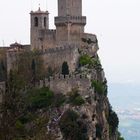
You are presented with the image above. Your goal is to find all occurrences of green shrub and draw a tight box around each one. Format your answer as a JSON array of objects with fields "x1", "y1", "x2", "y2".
[
  {"x1": 79, "y1": 54, "x2": 93, "y2": 66},
  {"x1": 35, "y1": 116, "x2": 49, "y2": 127},
  {"x1": 53, "y1": 93, "x2": 66, "y2": 107},
  {"x1": 68, "y1": 90, "x2": 85, "y2": 106},
  {"x1": 79, "y1": 54, "x2": 102, "y2": 70},
  {"x1": 19, "y1": 113, "x2": 36, "y2": 124},
  {"x1": 27, "y1": 87, "x2": 54, "y2": 109},
  {"x1": 93, "y1": 58, "x2": 102, "y2": 71},
  {"x1": 15, "y1": 120, "x2": 25, "y2": 131},
  {"x1": 73, "y1": 96, "x2": 85, "y2": 106},
  {"x1": 108, "y1": 105, "x2": 119, "y2": 134},
  {"x1": 59, "y1": 110, "x2": 88, "y2": 140},
  {"x1": 91, "y1": 80, "x2": 107, "y2": 95}
]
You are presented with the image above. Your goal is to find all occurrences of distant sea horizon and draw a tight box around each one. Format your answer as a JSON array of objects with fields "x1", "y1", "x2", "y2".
[{"x1": 108, "y1": 83, "x2": 140, "y2": 140}]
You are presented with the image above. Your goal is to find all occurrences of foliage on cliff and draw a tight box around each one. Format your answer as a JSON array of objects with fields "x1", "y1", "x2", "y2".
[
  {"x1": 59, "y1": 110, "x2": 88, "y2": 140},
  {"x1": 108, "y1": 107, "x2": 119, "y2": 135},
  {"x1": 68, "y1": 88, "x2": 85, "y2": 106},
  {"x1": 0, "y1": 80, "x2": 58, "y2": 139},
  {"x1": 91, "y1": 80, "x2": 107, "y2": 95},
  {"x1": 16, "y1": 50, "x2": 46, "y2": 84}
]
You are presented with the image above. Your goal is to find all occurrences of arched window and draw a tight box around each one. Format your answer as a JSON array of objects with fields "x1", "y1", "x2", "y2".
[
  {"x1": 44, "y1": 17, "x2": 46, "y2": 27},
  {"x1": 34, "y1": 17, "x2": 38, "y2": 27}
]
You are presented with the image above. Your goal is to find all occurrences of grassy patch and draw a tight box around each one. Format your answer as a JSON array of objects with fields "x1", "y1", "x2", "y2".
[
  {"x1": 91, "y1": 80, "x2": 107, "y2": 95},
  {"x1": 68, "y1": 89, "x2": 85, "y2": 106}
]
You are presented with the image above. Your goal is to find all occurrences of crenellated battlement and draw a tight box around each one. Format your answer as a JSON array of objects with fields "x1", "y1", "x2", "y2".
[
  {"x1": 37, "y1": 43, "x2": 79, "y2": 55},
  {"x1": 37, "y1": 73, "x2": 94, "y2": 95},
  {"x1": 38, "y1": 74, "x2": 88, "y2": 86},
  {"x1": 39, "y1": 29, "x2": 56, "y2": 38},
  {"x1": 55, "y1": 16, "x2": 86, "y2": 26},
  {"x1": 50, "y1": 73, "x2": 87, "y2": 81}
]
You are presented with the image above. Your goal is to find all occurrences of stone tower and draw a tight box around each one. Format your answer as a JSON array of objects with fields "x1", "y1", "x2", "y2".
[
  {"x1": 55, "y1": 0, "x2": 86, "y2": 44},
  {"x1": 30, "y1": 7, "x2": 49, "y2": 50}
]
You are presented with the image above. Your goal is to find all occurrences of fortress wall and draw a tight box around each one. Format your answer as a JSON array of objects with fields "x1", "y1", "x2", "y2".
[
  {"x1": 39, "y1": 29, "x2": 56, "y2": 50},
  {"x1": 31, "y1": 29, "x2": 56, "y2": 50},
  {"x1": 38, "y1": 74, "x2": 93, "y2": 97},
  {"x1": 31, "y1": 28, "x2": 41, "y2": 50},
  {"x1": 6, "y1": 44, "x2": 80, "y2": 75},
  {"x1": 56, "y1": 26, "x2": 68, "y2": 42},
  {"x1": 70, "y1": 25, "x2": 84, "y2": 41},
  {"x1": 42, "y1": 45, "x2": 80, "y2": 73}
]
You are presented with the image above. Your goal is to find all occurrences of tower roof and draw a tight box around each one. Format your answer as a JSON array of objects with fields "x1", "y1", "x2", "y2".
[{"x1": 30, "y1": 7, "x2": 49, "y2": 15}]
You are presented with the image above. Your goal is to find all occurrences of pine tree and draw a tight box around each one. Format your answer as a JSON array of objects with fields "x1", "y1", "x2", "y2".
[{"x1": 62, "y1": 61, "x2": 69, "y2": 76}]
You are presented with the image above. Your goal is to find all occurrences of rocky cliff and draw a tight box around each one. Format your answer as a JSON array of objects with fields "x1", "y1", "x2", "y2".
[
  {"x1": 0, "y1": 39, "x2": 121, "y2": 140},
  {"x1": 37, "y1": 43, "x2": 119, "y2": 140}
]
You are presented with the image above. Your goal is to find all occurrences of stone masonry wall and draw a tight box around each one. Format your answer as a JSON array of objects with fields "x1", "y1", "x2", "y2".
[
  {"x1": 39, "y1": 29, "x2": 56, "y2": 50},
  {"x1": 6, "y1": 44, "x2": 80, "y2": 74},
  {"x1": 38, "y1": 74, "x2": 94, "y2": 97},
  {"x1": 41, "y1": 44, "x2": 80, "y2": 73}
]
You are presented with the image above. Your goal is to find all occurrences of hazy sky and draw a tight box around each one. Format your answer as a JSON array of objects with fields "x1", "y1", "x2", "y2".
[{"x1": 0, "y1": 0, "x2": 140, "y2": 84}]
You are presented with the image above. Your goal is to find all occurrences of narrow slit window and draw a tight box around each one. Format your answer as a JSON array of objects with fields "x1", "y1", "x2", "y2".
[
  {"x1": 44, "y1": 17, "x2": 46, "y2": 27},
  {"x1": 34, "y1": 17, "x2": 38, "y2": 27}
]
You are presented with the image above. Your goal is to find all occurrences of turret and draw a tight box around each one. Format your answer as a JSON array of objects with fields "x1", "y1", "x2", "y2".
[{"x1": 30, "y1": 7, "x2": 49, "y2": 50}]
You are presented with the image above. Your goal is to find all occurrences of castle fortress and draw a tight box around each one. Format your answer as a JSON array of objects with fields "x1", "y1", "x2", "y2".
[
  {"x1": 4, "y1": 0, "x2": 98, "y2": 74},
  {"x1": 0, "y1": 0, "x2": 100, "y2": 105},
  {"x1": 0, "y1": 2, "x2": 115, "y2": 140}
]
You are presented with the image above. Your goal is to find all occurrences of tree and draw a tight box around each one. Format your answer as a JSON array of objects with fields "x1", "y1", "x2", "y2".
[
  {"x1": 108, "y1": 105, "x2": 119, "y2": 134},
  {"x1": 62, "y1": 61, "x2": 69, "y2": 76},
  {"x1": 0, "y1": 70, "x2": 27, "y2": 140},
  {"x1": 31, "y1": 59, "x2": 36, "y2": 84},
  {"x1": 0, "y1": 60, "x2": 6, "y2": 81},
  {"x1": 0, "y1": 71, "x2": 54, "y2": 140},
  {"x1": 0, "y1": 49, "x2": 7, "y2": 81},
  {"x1": 14, "y1": 50, "x2": 45, "y2": 86}
]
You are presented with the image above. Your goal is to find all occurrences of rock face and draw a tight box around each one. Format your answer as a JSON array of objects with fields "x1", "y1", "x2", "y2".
[{"x1": 35, "y1": 43, "x2": 118, "y2": 140}]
